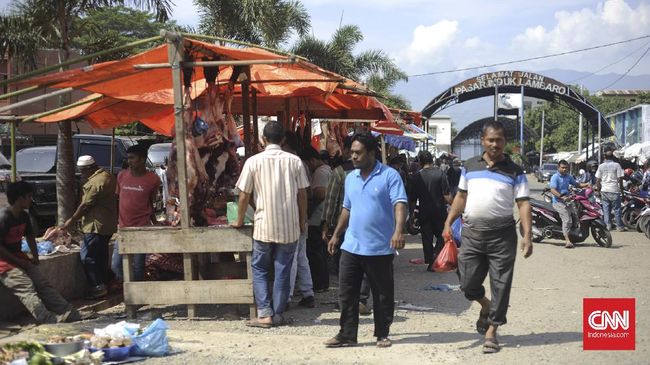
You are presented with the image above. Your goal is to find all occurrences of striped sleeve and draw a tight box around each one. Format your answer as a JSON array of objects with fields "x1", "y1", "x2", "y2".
[
  {"x1": 458, "y1": 167, "x2": 468, "y2": 192},
  {"x1": 514, "y1": 173, "x2": 530, "y2": 201},
  {"x1": 236, "y1": 159, "x2": 255, "y2": 194}
]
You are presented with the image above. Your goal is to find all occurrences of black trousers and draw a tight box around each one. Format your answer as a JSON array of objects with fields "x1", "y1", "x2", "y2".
[
  {"x1": 420, "y1": 212, "x2": 446, "y2": 264},
  {"x1": 458, "y1": 224, "x2": 517, "y2": 326},
  {"x1": 338, "y1": 250, "x2": 394, "y2": 341},
  {"x1": 80, "y1": 233, "x2": 112, "y2": 287},
  {"x1": 333, "y1": 234, "x2": 371, "y2": 303},
  {"x1": 307, "y1": 226, "x2": 329, "y2": 291}
]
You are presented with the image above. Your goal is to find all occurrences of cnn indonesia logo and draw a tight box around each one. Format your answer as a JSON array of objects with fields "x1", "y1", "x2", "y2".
[{"x1": 583, "y1": 298, "x2": 635, "y2": 350}]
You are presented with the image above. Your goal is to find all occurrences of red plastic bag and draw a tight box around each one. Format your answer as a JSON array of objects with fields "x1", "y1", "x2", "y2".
[{"x1": 433, "y1": 232, "x2": 458, "y2": 272}]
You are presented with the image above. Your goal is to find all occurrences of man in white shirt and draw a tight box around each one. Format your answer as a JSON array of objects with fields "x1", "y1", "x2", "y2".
[
  {"x1": 595, "y1": 150, "x2": 626, "y2": 231},
  {"x1": 233, "y1": 121, "x2": 310, "y2": 327}
]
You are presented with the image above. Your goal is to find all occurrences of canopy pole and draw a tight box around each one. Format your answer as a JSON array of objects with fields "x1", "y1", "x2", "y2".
[
  {"x1": 520, "y1": 85, "x2": 524, "y2": 155},
  {"x1": 10, "y1": 121, "x2": 16, "y2": 182},
  {"x1": 578, "y1": 86, "x2": 583, "y2": 153},
  {"x1": 592, "y1": 121, "x2": 595, "y2": 162},
  {"x1": 381, "y1": 135, "x2": 387, "y2": 164},
  {"x1": 597, "y1": 112, "x2": 602, "y2": 163},
  {"x1": 252, "y1": 88, "x2": 259, "y2": 153},
  {"x1": 539, "y1": 110, "x2": 545, "y2": 169},
  {"x1": 110, "y1": 129, "x2": 116, "y2": 174},
  {"x1": 0, "y1": 87, "x2": 74, "y2": 114},
  {"x1": 586, "y1": 119, "x2": 590, "y2": 161},
  {"x1": 180, "y1": 32, "x2": 309, "y2": 61},
  {"x1": 242, "y1": 67, "x2": 252, "y2": 159},
  {"x1": 493, "y1": 85, "x2": 498, "y2": 121},
  {"x1": 0, "y1": 35, "x2": 163, "y2": 89},
  {"x1": 134, "y1": 59, "x2": 297, "y2": 70}
]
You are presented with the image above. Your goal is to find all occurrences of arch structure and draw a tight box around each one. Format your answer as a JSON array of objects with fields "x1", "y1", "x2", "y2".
[{"x1": 421, "y1": 70, "x2": 614, "y2": 138}]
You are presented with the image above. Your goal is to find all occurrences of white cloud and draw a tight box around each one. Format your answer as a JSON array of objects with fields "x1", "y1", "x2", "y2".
[
  {"x1": 404, "y1": 20, "x2": 459, "y2": 66},
  {"x1": 464, "y1": 37, "x2": 481, "y2": 49},
  {"x1": 511, "y1": 0, "x2": 650, "y2": 72}
]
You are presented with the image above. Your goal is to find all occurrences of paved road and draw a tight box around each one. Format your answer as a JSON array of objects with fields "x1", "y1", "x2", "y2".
[{"x1": 2, "y1": 176, "x2": 648, "y2": 364}]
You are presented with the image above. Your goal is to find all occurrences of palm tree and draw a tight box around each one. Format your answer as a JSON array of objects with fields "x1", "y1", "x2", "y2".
[
  {"x1": 291, "y1": 24, "x2": 410, "y2": 109},
  {"x1": 194, "y1": 0, "x2": 310, "y2": 48},
  {"x1": 0, "y1": 0, "x2": 173, "y2": 225}
]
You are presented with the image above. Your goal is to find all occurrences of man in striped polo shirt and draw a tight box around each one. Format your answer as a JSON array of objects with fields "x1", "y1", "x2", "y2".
[
  {"x1": 443, "y1": 120, "x2": 533, "y2": 354},
  {"x1": 233, "y1": 121, "x2": 310, "y2": 328}
]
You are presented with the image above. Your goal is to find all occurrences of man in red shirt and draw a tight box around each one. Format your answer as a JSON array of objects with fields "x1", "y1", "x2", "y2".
[
  {"x1": 0, "y1": 182, "x2": 80, "y2": 323},
  {"x1": 112, "y1": 145, "x2": 161, "y2": 282}
]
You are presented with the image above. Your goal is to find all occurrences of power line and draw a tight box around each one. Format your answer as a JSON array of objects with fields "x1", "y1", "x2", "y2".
[
  {"x1": 408, "y1": 34, "x2": 650, "y2": 77},
  {"x1": 596, "y1": 46, "x2": 650, "y2": 92},
  {"x1": 568, "y1": 40, "x2": 650, "y2": 84}
]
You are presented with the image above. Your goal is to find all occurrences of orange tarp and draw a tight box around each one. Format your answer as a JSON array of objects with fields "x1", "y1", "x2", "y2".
[{"x1": 26, "y1": 38, "x2": 393, "y2": 134}]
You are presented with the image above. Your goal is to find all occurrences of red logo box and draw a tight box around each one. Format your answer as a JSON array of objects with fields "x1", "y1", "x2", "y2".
[{"x1": 583, "y1": 298, "x2": 635, "y2": 350}]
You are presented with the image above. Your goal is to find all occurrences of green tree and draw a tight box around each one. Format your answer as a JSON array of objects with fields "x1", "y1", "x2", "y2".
[
  {"x1": 0, "y1": 0, "x2": 172, "y2": 224},
  {"x1": 72, "y1": 6, "x2": 181, "y2": 62},
  {"x1": 291, "y1": 25, "x2": 410, "y2": 110},
  {"x1": 194, "y1": 0, "x2": 310, "y2": 49}
]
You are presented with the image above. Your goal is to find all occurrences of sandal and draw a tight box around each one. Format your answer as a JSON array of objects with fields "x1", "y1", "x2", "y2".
[
  {"x1": 376, "y1": 337, "x2": 392, "y2": 348},
  {"x1": 564, "y1": 243, "x2": 575, "y2": 249},
  {"x1": 482, "y1": 337, "x2": 500, "y2": 354},
  {"x1": 246, "y1": 318, "x2": 273, "y2": 329},
  {"x1": 324, "y1": 336, "x2": 358, "y2": 348},
  {"x1": 476, "y1": 311, "x2": 489, "y2": 335}
]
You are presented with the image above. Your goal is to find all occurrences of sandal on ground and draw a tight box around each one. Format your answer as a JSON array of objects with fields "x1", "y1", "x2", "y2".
[
  {"x1": 564, "y1": 243, "x2": 575, "y2": 249},
  {"x1": 246, "y1": 318, "x2": 273, "y2": 329},
  {"x1": 376, "y1": 337, "x2": 392, "y2": 348},
  {"x1": 324, "y1": 336, "x2": 358, "y2": 348},
  {"x1": 476, "y1": 311, "x2": 489, "y2": 335},
  {"x1": 482, "y1": 337, "x2": 500, "y2": 354},
  {"x1": 272, "y1": 316, "x2": 294, "y2": 327}
]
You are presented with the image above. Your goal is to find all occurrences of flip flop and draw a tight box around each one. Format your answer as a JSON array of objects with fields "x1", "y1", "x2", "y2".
[
  {"x1": 482, "y1": 337, "x2": 500, "y2": 354},
  {"x1": 246, "y1": 319, "x2": 273, "y2": 328},
  {"x1": 564, "y1": 243, "x2": 575, "y2": 249},
  {"x1": 476, "y1": 311, "x2": 489, "y2": 335}
]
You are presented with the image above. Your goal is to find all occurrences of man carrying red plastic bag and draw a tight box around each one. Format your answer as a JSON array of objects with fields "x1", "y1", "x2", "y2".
[{"x1": 442, "y1": 121, "x2": 533, "y2": 354}]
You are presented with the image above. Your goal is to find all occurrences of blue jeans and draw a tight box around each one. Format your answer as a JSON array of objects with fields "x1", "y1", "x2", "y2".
[
  {"x1": 252, "y1": 240, "x2": 297, "y2": 318},
  {"x1": 601, "y1": 192, "x2": 623, "y2": 229},
  {"x1": 289, "y1": 232, "x2": 314, "y2": 299},
  {"x1": 80, "y1": 233, "x2": 112, "y2": 287},
  {"x1": 111, "y1": 241, "x2": 146, "y2": 282}
]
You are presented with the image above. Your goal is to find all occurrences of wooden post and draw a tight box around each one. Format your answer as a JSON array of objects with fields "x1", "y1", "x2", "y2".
[
  {"x1": 122, "y1": 254, "x2": 136, "y2": 319},
  {"x1": 241, "y1": 66, "x2": 251, "y2": 158},
  {"x1": 166, "y1": 32, "x2": 196, "y2": 318},
  {"x1": 10, "y1": 121, "x2": 16, "y2": 182},
  {"x1": 284, "y1": 99, "x2": 291, "y2": 130},
  {"x1": 252, "y1": 88, "x2": 259, "y2": 152},
  {"x1": 246, "y1": 252, "x2": 256, "y2": 319},
  {"x1": 110, "y1": 129, "x2": 115, "y2": 174},
  {"x1": 381, "y1": 135, "x2": 387, "y2": 164}
]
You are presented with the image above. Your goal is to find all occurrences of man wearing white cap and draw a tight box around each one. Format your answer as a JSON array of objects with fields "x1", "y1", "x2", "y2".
[{"x1": 62, "y1": 155, "x2": 117, "y2": 299}]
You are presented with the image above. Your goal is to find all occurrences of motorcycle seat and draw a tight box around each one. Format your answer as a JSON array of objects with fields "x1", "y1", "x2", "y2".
[{"x1": 530, "y1": 198, "x2": 557, "y2": 211}]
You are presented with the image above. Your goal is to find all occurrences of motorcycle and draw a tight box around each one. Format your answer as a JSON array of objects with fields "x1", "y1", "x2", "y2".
[
  {"x1": 621, "y1": 190, "x2": 649, "y2": 230},
  {"x1": 528, "y1": 187, "x2": 612, "y2": 247},
  {"x1": 407, "y1": 201, "x2": 421, "y2": 235},
  {"x1": 542, "y1": 187, "x2": 553, "y2": 203},
  {"x1": 635, "y1": 205, "x2": 650, "y2": 240}
]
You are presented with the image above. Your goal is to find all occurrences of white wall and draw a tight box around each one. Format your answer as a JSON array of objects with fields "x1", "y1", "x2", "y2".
[{"x1": 428, "y1": 116, "x2": 452, "y2": 146}]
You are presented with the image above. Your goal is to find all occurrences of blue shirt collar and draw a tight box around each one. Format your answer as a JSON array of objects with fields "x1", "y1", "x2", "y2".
[{"x1": 354, "y1": 160, "x2": 383, "y2": 178}]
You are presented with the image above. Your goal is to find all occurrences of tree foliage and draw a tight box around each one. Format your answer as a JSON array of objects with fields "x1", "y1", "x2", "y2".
[
  {"x1": 524, "y1": 90, "x2": 650, "y2": 153},
  {"x1": 291, "y1": 24, "x2": 410, "y2": 110},
  {"x1": 194, "y1": 0, "x2": 310, "y2": 48}
]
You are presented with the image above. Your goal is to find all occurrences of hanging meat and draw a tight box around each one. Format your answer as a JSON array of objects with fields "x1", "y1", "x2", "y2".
[{"x1": 166, "y1": 63, "x2": 242, "y2": 227}]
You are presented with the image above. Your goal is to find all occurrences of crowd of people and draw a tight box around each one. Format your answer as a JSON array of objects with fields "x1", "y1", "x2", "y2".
[{"x1": 10, "y1": 119, "x2": 628, "y2": 353}]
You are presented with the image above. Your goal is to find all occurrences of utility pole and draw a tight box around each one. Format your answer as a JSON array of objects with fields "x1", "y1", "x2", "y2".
[
  {"x1": 578, "y1": 85, "x2": 583, "y2": 154},
  {"x1": 539, "y1": 109, "x2": 544, "y2": 169}
]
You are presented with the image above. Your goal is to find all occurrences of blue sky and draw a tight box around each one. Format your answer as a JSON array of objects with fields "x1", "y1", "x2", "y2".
[{"x1": 2, "y1": 0, "x2": 650, "y2": 120}]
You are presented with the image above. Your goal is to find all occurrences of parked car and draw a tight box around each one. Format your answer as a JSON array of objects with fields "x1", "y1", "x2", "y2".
[
  {"x1": 16, "y1": 134, "x2": 138, "y2": 234},
  {"x1": 535, "y1": 163, "x2": 558, "y2": 183},
  {"x1": 0, "y1": 152, "x2": 19, "y2": 192}
]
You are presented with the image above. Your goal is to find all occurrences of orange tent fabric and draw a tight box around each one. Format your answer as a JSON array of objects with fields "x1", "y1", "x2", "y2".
[{"x1": 28, "y1": 38, "x2": 394, "y2": 133}]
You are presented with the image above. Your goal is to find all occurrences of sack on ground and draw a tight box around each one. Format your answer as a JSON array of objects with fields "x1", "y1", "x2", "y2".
[{"x1": 433, "y1": 233, "x2": 458, "y2": 272}]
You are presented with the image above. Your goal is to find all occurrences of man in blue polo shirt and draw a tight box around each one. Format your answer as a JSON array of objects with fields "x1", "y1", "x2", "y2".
[
  {"x1": 549, "y1": 159, "x2": 590, "y2": 248},
  {"x1": 324, "y1": 132, "x2": 407, "y2": 349}
]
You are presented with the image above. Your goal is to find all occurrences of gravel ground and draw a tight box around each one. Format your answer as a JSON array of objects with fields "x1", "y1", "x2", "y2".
[{"x1": 2, "y1": 178, "x2": 648, "y2": 364}]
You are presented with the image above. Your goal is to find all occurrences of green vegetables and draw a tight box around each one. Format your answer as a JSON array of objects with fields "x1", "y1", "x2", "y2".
[{"x1": 1, "y1": 342, "x2": 51, "y2": 365}]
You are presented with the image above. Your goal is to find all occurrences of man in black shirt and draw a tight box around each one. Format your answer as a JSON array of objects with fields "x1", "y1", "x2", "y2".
[
  {"x1": 409, "y1": 151, "x2": 452, "y2": 271},
  {"x1": 447, "y1": 158, "x2": 462, "y2": 196},
  {"x1": 0, "y1": 182, "x2": 81, "y2": 324}
]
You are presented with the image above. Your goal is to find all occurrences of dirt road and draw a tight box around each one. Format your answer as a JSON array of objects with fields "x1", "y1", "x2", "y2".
[{"x1": 2, "y1": 178, "x2": 648, "y2": 364}]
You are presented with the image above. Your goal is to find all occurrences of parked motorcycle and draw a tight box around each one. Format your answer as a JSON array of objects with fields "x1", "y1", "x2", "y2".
[
  {"x1": 622, "y1": 190, "x2": 649, "y2": 230},
  {"x1": 542, "y1": 187, "x2": 553, "y2": 204},
  {"x1": 407, "y1": 201, "x2": 421, "y2": 235},
  {"x1": 528, "y1": 187, "x2": 612, "y2": 247},
  {"x1": 635, "y1": 205, "x2": 650, "y2": 240}
]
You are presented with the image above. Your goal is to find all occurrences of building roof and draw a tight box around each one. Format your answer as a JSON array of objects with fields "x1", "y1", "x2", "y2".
[{"x1": 605, "y1": 103, "x2": 650, "y2": 118}]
